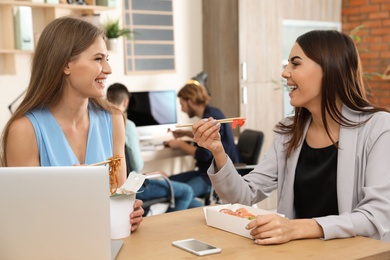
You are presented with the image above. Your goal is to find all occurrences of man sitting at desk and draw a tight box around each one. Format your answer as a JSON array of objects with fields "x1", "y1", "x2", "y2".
[
  {"x1": 107, "y1": 83, "x2": 202, "y2": 214},
  {"x1": 164, "y1": 73, "x2": 239, "y2": 204}
]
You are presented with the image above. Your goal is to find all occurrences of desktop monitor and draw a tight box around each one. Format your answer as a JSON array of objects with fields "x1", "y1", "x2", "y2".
[{"x1": 127, "y1": 90, "x2": 177, "y2": 139}]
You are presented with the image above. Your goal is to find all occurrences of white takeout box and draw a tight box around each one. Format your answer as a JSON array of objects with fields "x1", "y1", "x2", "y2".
[
  {"x1": 203, "y1": 203, "x2": 283, "y2": 239},
  {"x1": 109, "y1": 171, "x2": 146, "y2": 239}
]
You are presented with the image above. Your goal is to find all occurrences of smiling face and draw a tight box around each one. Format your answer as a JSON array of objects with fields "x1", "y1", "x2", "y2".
[
  {"x1": 63, "y1": 37, "x2": 112, "y2": 99},
  {"x1": 282, "y1": 43, "x2": 323, "y2": 112}
]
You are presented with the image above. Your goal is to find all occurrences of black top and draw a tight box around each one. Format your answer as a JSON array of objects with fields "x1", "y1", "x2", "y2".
[{"x1": 294, "y1": 139, "x2": 339, "y2": 218}]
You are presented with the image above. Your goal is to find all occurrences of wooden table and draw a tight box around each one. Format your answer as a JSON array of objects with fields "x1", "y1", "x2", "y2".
[{"x1": 116, "y1": 207, "x2": 390, "y2": 259}]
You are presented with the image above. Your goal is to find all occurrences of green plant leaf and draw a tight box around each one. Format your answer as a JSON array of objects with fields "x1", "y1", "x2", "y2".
[{"x1": 102, "y1": 18, "x2": 133, "y2": 39}]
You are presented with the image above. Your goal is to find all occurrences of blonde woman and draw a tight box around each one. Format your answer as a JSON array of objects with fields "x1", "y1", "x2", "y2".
[{"x1": 0, "y1": 17, "x2": 143, "y2": 231}]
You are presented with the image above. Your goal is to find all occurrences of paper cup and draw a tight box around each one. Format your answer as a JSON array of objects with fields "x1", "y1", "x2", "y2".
[{"x1": 109, "y1": 193, "x2": 135, "y2": 239}]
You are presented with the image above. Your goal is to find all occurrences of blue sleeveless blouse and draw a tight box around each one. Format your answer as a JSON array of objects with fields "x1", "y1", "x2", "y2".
[{"x1": 26, "y1": 103, "x2": 113, "y2": 166}]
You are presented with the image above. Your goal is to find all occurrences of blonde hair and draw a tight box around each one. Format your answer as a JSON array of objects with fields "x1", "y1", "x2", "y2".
[
  {"x1": 177, "y1": 82, "x2": 210, "y2": 106},
  {"x1": 1, "y1": 16, "x2": 117, "y2": 166}
]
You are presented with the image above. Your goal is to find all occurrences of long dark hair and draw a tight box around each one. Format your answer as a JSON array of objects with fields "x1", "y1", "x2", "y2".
[{"x1": 276, "y1": 30, "x2": 389, "y2": 158}]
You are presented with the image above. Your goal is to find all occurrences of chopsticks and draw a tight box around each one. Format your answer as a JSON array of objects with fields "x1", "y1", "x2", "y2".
[
  {"x1": 175, "y1": 117, "x2": 246, "y2": 128},
  {"x1": 90, "y1": 157, "x2": 121, "y2": 166},
  {"x1": 90, "y1": 160, "x2": 111, "y2": 166}
]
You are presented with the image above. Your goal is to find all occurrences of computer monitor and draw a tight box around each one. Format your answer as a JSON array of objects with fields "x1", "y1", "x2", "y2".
[{"x1": 127, "y1": 90, "x2": 177, "y2": 139}]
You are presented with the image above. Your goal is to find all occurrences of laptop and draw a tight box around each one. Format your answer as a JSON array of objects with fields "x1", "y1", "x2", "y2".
[{"x1": 0, "y1": 166, "x2": 123, "y2": 260}]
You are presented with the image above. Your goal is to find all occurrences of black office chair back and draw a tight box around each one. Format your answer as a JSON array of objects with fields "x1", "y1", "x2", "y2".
[
  {"x1": 236, "y1": 129, "x2": 264, "y2": 165},
  {"x1": 124, "y1": 145, "x2": 132, "y2": 177},
  {"x1": 124, "y1": 145, "x2": 173, "y2": 216}
]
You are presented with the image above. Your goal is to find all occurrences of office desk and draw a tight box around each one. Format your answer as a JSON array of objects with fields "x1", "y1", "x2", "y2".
[
  {"x1": 117, "y1": 207, "x2": 390, "y2": 259},
  {"x1": 141, "y1": 145, "x2": 189, "y2": 162},
  {"x1": 141, "y1": 143, "x2": 195, "y2": 175}
]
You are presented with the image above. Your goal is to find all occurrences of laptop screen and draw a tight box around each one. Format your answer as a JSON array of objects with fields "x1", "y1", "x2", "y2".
[{"x1": 0, "y1": 166, "x2": 113, "y2": 260}]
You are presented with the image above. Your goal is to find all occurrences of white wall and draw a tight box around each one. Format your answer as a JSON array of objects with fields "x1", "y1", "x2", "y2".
[{"x1": 0, "y1": 0, "x2": 203, "y2": 134}]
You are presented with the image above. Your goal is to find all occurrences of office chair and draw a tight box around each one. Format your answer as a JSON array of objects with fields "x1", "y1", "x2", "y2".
[
  {"x1": 204, "y1": 129, "x2": 264, "y2": 205},
  {"x1": 234, "y1": 129, "x2": 264, "y2": 176},
  {"x1": 124, "y1": 146, "x2": 175, "y2": 216}
]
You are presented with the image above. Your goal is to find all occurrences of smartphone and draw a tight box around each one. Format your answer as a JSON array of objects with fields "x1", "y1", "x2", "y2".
[{"x1": 172, "y1": 238, "x2": 221, "y2": 256}]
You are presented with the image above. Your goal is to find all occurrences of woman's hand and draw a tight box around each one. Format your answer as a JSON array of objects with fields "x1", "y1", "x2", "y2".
[
  {"x1": 192, "y1": 118, "x2": 228, "y2": 170},
  {"x1": 246, "y1": 214, "x2": 323, "y2": 245},
  {"x1": 192, "y1": 118, "x2": 223, "y2": 153},
  {"x1": 246, "y1": 214, "x2": 295, "y2": 245},
  {"x1": 130, "y1": 199, "x2": 144, "y2": 232}
]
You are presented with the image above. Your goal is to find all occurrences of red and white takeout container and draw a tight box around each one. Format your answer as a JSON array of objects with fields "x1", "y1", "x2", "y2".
[{"x1": 203, "y1": 203, "x2": 283, "y2": 239}]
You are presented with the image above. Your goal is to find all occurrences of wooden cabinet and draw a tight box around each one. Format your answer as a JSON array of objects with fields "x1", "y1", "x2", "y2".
[
  {"x1": 202, "y1": 0, "x2": 283, "y2": 144},
  {"x1": 0, "y1": 0, "x2": 114, "y2": 74},
  {"x1": 238, "y1": 0, "x2": 283, "y2": 145},
  {"x1": 202, "y1": 0, "x2": 283, "y2": 211},
  {"x1": 201, "y1": 0, "x2": 240, "y2": 135}
]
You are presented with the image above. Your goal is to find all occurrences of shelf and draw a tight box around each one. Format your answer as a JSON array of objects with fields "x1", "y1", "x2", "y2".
[
  {"x1": 0, "y1": 49, "x2": 34, "y2": 54},
  {"x1": 0, "y1": 1, "x2": 114, "y2": 11},
  {"x1": 0, "y1": 0, "x2": 114, "y2": 74}
]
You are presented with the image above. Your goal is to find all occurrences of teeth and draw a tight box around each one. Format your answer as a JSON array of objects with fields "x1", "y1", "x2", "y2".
[
  {"x1": 96, "y1": 79, "x2": 106, "y2": 83},
  {"x1": 288, "y1": 85, "x2": 297, "y2": 91}
]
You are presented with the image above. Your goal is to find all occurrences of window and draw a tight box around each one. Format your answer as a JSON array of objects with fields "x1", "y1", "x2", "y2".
[{"x1": 123, "y1": 0, "x2": 175, "y2": 74}]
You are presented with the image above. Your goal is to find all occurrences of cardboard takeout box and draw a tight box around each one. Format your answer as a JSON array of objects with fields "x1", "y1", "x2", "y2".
[{"x1": 203, "y1": 203, "x2": 282, "y2": 239}]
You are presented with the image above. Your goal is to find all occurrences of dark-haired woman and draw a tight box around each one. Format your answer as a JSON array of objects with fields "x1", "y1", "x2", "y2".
[{"x1": 191, "y1": 30, "x2": 390, "y2": 244}]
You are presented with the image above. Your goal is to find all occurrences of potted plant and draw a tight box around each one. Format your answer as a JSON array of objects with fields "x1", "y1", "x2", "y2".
[{"x1": 102, "y1": 18, "x2": 133, "y2": 51}]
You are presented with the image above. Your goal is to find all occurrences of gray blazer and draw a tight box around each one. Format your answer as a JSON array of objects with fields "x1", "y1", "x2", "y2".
[{"x1": 208, "y1": 106, "x2": 390, "y2": 241}]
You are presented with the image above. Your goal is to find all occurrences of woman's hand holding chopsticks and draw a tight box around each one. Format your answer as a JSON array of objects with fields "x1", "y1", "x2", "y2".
[
  {"x1": 192, "y1": 118, "x2": 229, "y2": 171},
  {"x1": 175, "y1": 117, "x2": 246, "y2": 129}
]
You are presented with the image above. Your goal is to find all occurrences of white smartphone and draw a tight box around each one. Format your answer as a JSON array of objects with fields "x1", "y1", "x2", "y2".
[{"x1": 172, "y1": 238, "x2": 221, "y2": 256}]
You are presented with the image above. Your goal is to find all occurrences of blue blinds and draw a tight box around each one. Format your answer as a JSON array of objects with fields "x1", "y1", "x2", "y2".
[{"x1": 123, "y1": 0, "x2": 175, "y2": 73}]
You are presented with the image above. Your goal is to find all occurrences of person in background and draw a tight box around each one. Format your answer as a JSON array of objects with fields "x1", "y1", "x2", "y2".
[
  {"x1": 0, "y1": 17, "x2": 143, "y2": 232},
  {"x1": 192, "y1": 30, "x2": 390, "y2": 244},
  {"x1": 107, "y1": 83, "x2": 144, "y2": 173},
  {"x1": 165, "y1": 72, "x2": 239, "y2": 205},
  {"x1": 107, "y1": 83, "x2": 201, "y2": 213}
]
